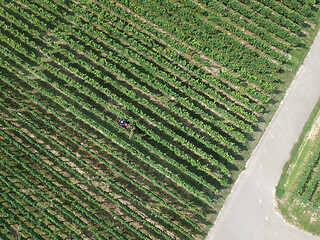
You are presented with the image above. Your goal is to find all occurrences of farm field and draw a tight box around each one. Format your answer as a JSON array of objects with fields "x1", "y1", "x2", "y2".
[
  {"x1": 0, "y1": 0, "x2": 319, "y2": 239},
  {"x1": 276, "y1": 98, "x2": 320, "y2": 236}
]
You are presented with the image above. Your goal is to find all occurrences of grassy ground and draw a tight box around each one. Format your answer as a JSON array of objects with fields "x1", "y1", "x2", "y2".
[{"x1": 276, "y1": 97, "x2": 320, "y2": 236}]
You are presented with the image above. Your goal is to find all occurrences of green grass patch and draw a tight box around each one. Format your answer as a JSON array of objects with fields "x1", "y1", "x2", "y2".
[{"x1": 276, "y1": 97, "x2": 320, "y2": 236}]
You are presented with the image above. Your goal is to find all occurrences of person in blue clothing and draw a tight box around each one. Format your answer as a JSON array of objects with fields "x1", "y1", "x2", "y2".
[
  {"x1": 118, "y1": 118, "x2": 136, "y2": 138},
  {"x1": 119, "y1": 118, "x2": 129, "y2": 128}
]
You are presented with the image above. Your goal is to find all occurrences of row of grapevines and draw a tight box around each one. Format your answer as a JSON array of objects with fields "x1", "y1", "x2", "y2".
[
  {"x1": 0, "y1": 60, "x2": 196, "y2": 239},
  {"x1": 0, "y1": 40, "x2": 216, "y2": 209},
  {"x1": 49, "y1": 27, "x2": 246, "y2": 156},
  {"x1": 218, "y1": 0, "x2": 303, "y2": 46},
  {"x1": 0, "y1": 120, "x2": 169, "y2": 240},
  {"x1": 86, "y1": 0, "x2": 268, "y2": 110},
  {"x1": 280, "y1": 0, "x2": 314, "y2": 17},
  {"x1": 0, "y1": 44, "x2": 216, "y2": 208},
  {"x1": 117, "y1": 0, "x2": 279, "y2": 81},
  {"x1": 0, "y1": 55, "x2": 179, "y2": 238},
  {"x1": 178, "y1": 0, "x2": 287, "y2": 64},
  {"x1": 292, "y1": 145, "x2": 320, "y2": 207},
  {"x1": 0, "y1": 186, "x2": 44, "y2": 240},
  {"x1": 114, "y1": 0, "x2": 277, "y2": 93},
  {"x1": 0, "y1": 17, "x2": 221, "y2": 182},
  {"x1": 9, "y1": 0, "x2": 242, "y2": 169},
  {"x1": 154, "y1": 0, "x2": 281, "y2": 73},
  {"x1": 76, "y1": 0, "x2": 260, "y2": 123},
  {"x1": 258, "y1": 0, "x2": 306, "y2": 25},
  {"x1": 0, "y1": 118, "x2": 132, "y2": 240},
  {"x1": 0, "y1": 180, "x2": 62, "y2": 239},
  {"x1": 198, "y1": 0, "x2": 288, "y2": 51},
  {"x1": 94, "y1": 0, "x2": 270, "y2": 105},
  {"x1": 0, "y1": 156, "x2": 121, "y2": 239},
  {"x1": 37, "y1": 0, "x2": 254, "y2": 140},
  {"x1": 0, "y1": 214, "x2": 13, "y2": 240},
  {"x1": 0, "y1": 169, "x2": 78, "y2": 240},
  {"x1": 18, "y1": 15, "x2": 236, "y2": 177},
  {"x1": 0, "y1": 91, "x2": 201, "y2": 234},
  {"x1": 0, "y1": 70, "x2": 207, "y2": 221},
  {"x1": 238, "y1": 0, "x2": 302, "y2": 35}
]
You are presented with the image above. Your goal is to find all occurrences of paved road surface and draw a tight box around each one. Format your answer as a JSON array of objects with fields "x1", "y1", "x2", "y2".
[{"x1": 206, "y1": 30, "x2": 320, "y2": 240}]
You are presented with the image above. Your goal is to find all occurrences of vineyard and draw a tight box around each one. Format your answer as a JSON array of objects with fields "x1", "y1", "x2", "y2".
[
  {"x1": 276, "y1": 98, "x2": 320, "y2": 236},
  {"x1": 0, "y1": 0, "x2": 319, "y2": 239}
]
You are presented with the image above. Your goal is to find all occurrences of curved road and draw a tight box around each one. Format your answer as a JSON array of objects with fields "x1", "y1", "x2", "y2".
[{"x1": 206, "y1": 30, "x2": 320, "y2": 240}]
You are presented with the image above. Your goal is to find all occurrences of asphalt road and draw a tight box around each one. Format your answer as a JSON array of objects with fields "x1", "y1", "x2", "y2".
[{"x1": 206, "y1": 30, "x2": 320, "y2": 240}]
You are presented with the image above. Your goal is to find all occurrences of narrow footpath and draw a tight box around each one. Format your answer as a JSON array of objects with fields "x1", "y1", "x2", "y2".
[{"x1": 206, "y1": 30, "x2": 320, "y2": 240}]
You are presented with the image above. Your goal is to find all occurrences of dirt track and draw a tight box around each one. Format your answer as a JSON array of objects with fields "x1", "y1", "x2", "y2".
[{"x1": 206, "y1": 30, "x2": 320, "y2": 240}]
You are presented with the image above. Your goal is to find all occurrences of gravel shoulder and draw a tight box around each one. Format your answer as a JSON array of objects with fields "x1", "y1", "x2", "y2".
[{"x1": 206, "y1": 30, "x2": 320, "y2": 240}]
